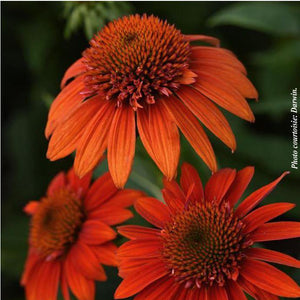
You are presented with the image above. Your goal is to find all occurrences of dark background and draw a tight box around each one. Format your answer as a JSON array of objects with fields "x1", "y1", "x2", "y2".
[{"x1": 2, "y1": 2, "x2": 300, "y2": 300}]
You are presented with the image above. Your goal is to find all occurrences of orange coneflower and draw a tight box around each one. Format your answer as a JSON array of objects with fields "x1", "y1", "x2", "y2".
[
  {"x1": 46, "y1": 14, "x2": 258, "y2": 188},
  {"x1": 115, "y1": 163, "x2": 300, "y2": 300},
  {"x1": 21, "y1": 168, "x2": 143, "y2": 300}
]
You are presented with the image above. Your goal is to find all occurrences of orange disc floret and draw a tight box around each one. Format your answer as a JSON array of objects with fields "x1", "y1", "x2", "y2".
[
  {"x1": 30, "y1": 189, "x2": 84, "y2": 258},
  {"x1": 162, "y1": 202, "x2": 245, "y2": 287},
  {"x1": 115, "y1": 163, "x2": 300, "y2": 300},
  {"x1": 46, "y1": 14, "x2": 258, "y2": 188},
  {"x1": 21, "y1": 168, "x2": 144, "y2": 300},
  {"x1": 83, "y1": 14, "x2": 192, "y2": 109}
]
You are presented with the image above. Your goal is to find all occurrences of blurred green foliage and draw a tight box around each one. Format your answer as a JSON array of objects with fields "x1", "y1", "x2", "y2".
[
  {"x1": 63, "y1": 1, "x2": 132, "y2": 39},
  {"x1": 208, "y1": 2, "x2": 300, "y2": 36},
  {"x1": 2, "y1": 2, "x2": 300, "y2": 300}
]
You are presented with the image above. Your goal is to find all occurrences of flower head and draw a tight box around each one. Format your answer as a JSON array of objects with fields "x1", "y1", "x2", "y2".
[
  {"x1": 116, "y1": 163, "x2": 300, "y2": 299},
  {"x1": 21, "y1": 168, "x2": 143, "y2": 300},
  {"x1": 46, "y1": 14, "x2": 258, "y2": 188}
]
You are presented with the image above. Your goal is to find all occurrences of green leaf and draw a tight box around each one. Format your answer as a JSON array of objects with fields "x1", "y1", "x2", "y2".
[
  {"x1": 208, "y1": 2, "x2": 300, "y2": 36},
  {"x1": 63, "y1": 1, "x2": 133, "y2": 39}
]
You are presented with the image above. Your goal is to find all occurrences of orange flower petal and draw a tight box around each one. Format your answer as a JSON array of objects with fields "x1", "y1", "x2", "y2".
[
  {"x1": 74, "y1": 101, "x2": 116, "y2": 177},
  {"x1": 250, "y1": 222, "x2": 300, "y2": 242},
  {"x1": 184, "y1": 34, "x2": 220, "y2": 47},
  {"x1": 21, "y1": 249, "x2": 41, "y2": 286},
  {"x1": 223, "y1": 166, "x2": 254, "y2": 208},
  {"x1": 235, "y1": 172, "x2": 289, "y2": 217},
  {"x1": 61, "y1": 58, "x2": 86, "y2": 89},
  {"x1": 226, "y1": 280, "x2": 247, "y2": 300},
  {"x1": 23, "y1": 201, "x2": 39, "y2": 215},
  {"x1": 26, "y1": 260, "x2": 61, "y2": 300},
  {"x1": 180, "y1": 162, "x2": 204, "y2": 203},
  {"x1": 118, "y1": 258, "x2": 161, "y2": 279},
  {"x1": 177, "y1": 69, "x2": 197, "y2": 84},
  {"x1": 245, "y1": 248, "x2": 300, "y2": 268},
  {"x1": 162, "y1": 188, "x2": 185, "y2": 214},
  {"x1": 177, "y1": 86, "x2": 236, "y2": 151},
  {"x1": 108, "y1": 105, "x2": 136, "y2": 188},
  {"x1": 60, "y1": 269, "x2": 70, "y2": 300},
  {"x1": 114, "y1": 260, "x2": 168, "y2": 299},
  {"x1": 88, "y1": 207, "x2": 133, "y2": 225},
  {"x1": 47, "y1": 96, "x2": 104, "y2": 161},
  {"x1": 137, "y1": 101, "x2": 180, "y2": 180},
  {"x1": 100, "y1": 189, "x2": 145, "y2": 209},
  {"x1": 162, "y1": 95, "x2": 217, "y2": 172},
  {"x1": 198, "y1": 287, "x2": 209, "y2": 300},
  {"x1": 45, "y1": 76, "x2": 85, "y2": 138},
  {"x1": 208, "y1": 285, "x2": 229, "y2": 300},
  {"x1": 68, "y1": 242, "x2": 107, "y2": 281},
  {"x1": 190, "y1": 46, "x2": 247, "y2": 74},
  {"x1": 240, "y1": 259, "x2": 300, "y2": 298},
  {"x1": 134, "y1": 197, "x2": 171, "y2": 228},
  {"x1": 84, "y1": 172, "x2": 118, "y2": 212},
  {"x1": 237, "y1": 276, "x2": 264, "y2": 299},
  {"x1": 133, "y1": 276, "x2": 177, "y2": 300},
  {"x1": 67, "y1": 168, "x2": 92, "y2": 197},
  {"x1": 163, "y1": 177, "x2": 186, "y2": 204},
  {"x1": 79, "y1": 220, "x2": 116, "y2": 245},
  {"x1": 191, "y1": 62, "x2": 258, "y2": 99},
  {"x1": 175, "y1": 285, "x2": 190, "y2": 300},
  {"x1": 46, "y1": 172, "x2": 67, "y2": 196},
  {"x1": 162, "y1": 177, "x2": 186, "y2": 213},
  {"x1": 117, "y1": 225, "x2": 161, "y2": 240},
  {"x1": 118, "y1": 239, "x2": 162, "y2": 259},
  {"x1": 193, "y1": 73, "x2": 255, "y2": 122},
  {"x1": 64, "y1": 254, "x2": 95, "y2": 300},
  {"x1": 204, "y1": 168, "x2": 237, "y2": 205},
  {"x1": 243, "y1": 202, "x2": 295, "y2": 234},
  {"x1": 90, "y1": 242, "x2": 118, "y2": 267},
  {"x1": 238, "y1": 276, "x2": 279, "y2": 299}
]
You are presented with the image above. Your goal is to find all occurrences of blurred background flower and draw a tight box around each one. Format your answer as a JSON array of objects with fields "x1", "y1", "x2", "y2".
[{"x1": 2, "y1": 1, "x2": 300, "y2": 300}]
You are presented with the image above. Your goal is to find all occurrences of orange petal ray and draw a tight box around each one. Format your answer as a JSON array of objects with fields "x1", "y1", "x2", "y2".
[
  {"x1": 226, "y1": 280, "x2": 248, "y2": 300},
  {"x1": 84, "y1": 172, "x2": 118, "y2": 211},
  {"x1": 61, "y1": 58, "x2": 86, "y2": 89},
  {"x1": 177, "y1": 86, "x2": 236, "y2": 150},
  {"x1": 240, "y1": 259, "x2": 300, "y2": 298},
  {"x1": 191, "y1": 62, "x2": 258, "y2": 99},
  {"x1": 74, "y1": 101, "x2": 116, "y2": 177},
  {"x1": 137, "y1": 101, "x2": 180, "y2": 180},
  {"x1": 47, "y1": 96, "x2": 104, "y2": 161},
  {"x1": 108, "y1": 104, "x2": 136, "y2": 188},
  {"x1": 250, "y1": 221, "x2": 300, "y2": 242},
  {"x1": 117, "y1": 225, "x2": 161, "y2": 240},
  {"x1": 193, "y1": 73, "x2": 255, "y2": 122},
  {"x1": 45, "y1": 76, "x2": 86, "y2": 138},
  {"x1": 162, "y1": 95, "x2": 217, "y2": 172},
  {"x1": 64, "y1": 254, "x2": 95, "y2": 300},
  {"x1": 235, "y1": 172, "x2": 289, "y2": 217},
  {"x1": 134, "y1": 197, "x2": 171, "y2": 228},
  {"x1": 204, "y1": 168, "x2": 237, "y2": 205},
  {"x1": 223, "y1": 166, "x2": 254, "y2": 208},
  {"x1": 243, "y1": 202, "x2": 296, "y2": 234},
  {"x1": 245, "y1": 248, "x2": 300, "y2": 268},
  {"x1": 79, "y1": 220, "x2": 116, "y2": 245},
  {"x1": 190, "y1": 46, "x2": 247, "y2": 74},
  {"x1": 114, "y1": 260, "x2": 168, "y2": 299},
  {"x1": 69, "y1": 242, "x2": 107, "y2": 281},
  {"x1": 180, "y1": 162, "x2": 204, "y2": 203}
]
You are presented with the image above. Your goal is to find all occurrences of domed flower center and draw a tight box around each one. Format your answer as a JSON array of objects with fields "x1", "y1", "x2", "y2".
[
  {"x1": 161, "y1": 202, "x2": 247, "y2": 288},
  {"x1": 82, "y1": 14, "x2": 192, "y2": 110},
  {"x1": 30, "y1": 189, "x2": 84, "y2": 258}
]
